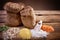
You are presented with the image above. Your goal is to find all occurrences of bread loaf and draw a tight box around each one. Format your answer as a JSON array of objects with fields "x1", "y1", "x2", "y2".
[
  {"x1": 4, "y1": 2, "x2": 24, "y2": 13},
  {"x1": 20, "y1": 6, "x2": 36, "y2": 29}
]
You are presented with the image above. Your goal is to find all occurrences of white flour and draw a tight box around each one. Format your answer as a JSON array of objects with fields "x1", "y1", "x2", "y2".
[{"x1": 31, "y1": 20, "x2": 49, "y2": 38}]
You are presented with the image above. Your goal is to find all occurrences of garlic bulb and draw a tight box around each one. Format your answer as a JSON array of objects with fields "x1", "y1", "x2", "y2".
[{"x1": 3, "y1": 28, "x2": 20, "y2": 40}]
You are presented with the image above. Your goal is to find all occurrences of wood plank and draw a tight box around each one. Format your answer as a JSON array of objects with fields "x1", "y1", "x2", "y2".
[
  {"x1": 0, "y1": 10, "x2": 7, "y2": 14},
  {"x1": 0, "y1": 10, "x2": 60, "y2": 15},
  {"x1": 43, "y1": 23, "x2": 60, "y2": 27},
  {"x1": 0, "y1": 23, "x2": 60, "y2": 27},
  {"x1": 36, "y1": 16, "x2": 60, "y2": 23},
  {"x1": 0, "y1": 19, "x2": 7, "y2": 23},
  {"x1": 0, "y1": 23, "x2": 5, "y2": 26},
  {"x1": 35, "y1": 10, "x2": 60, "y2": 14},
  {"x1": 47, "y1": 32, "x2": 60, "y2": 40}
]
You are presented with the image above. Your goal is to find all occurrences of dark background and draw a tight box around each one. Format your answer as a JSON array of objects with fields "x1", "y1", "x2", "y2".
[{"x1": 0, "y1": 0, "x2": 60, "y2": 10}]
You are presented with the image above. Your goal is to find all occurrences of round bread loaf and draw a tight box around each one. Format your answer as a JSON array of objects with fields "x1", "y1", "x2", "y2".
[
  {"x1": 20, "y1": 6, "x2": 36, "y2": 29},
  {"x1": 4, "y1": 2, "x2": 24, "y2": 13}
]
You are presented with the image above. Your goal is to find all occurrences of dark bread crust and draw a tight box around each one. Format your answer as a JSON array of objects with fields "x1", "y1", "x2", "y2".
[
  {"x1": 6, "y1": 12, "x2": 22, "y2": 27},
  {"x1": 4, "y1": 2, "x2": 24, "y2": 13}
]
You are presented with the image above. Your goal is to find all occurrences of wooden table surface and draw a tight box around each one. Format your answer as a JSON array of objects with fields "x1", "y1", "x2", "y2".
[{"x1": 0, "y1": 10, "x2": 60, "y2": 40}]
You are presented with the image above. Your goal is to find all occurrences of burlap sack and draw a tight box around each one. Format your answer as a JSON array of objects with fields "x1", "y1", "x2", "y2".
[
  {"x1": 20, "y1": 6, "x2": 36, "y2": 29},
  {"x1": 6, "y1": 12, "x2": 22, "y2": 27},
  {"x1": 4, "y1": 2, "x2": 24, "y2": 13}
]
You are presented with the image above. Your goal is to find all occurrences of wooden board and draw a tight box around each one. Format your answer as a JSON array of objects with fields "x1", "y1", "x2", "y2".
[
  {"x1": 36, "y1": 16, "x2": 60, "y2": 23},
  {"x1": 47, "y1": 33, "x2": 60, "y2": 40},
  {"x1": 35, "y1": 10, "x2": 60, "y2": 14},
  {"x1": 0, "y1": 10, "x2": 60, "y2": 40}
]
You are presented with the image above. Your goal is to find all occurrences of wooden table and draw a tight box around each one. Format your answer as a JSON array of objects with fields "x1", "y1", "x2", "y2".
[{"x1": 0, "y1": 10, "x2": 60, "y2": 40}]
